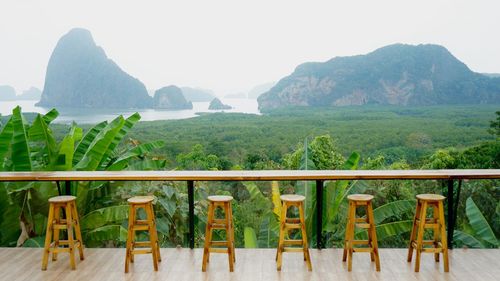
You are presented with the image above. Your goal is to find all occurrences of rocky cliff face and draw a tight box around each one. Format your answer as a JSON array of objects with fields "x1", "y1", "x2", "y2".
[
  {"x1": 37, "y1": 28, "x2": 152, "y2": 108},
  {"x1": 153, "y1": 85, "x2": 193, "y2": 109},
  {"x1": 258, "y1": 44, "x2": 500, "y2": 110}
]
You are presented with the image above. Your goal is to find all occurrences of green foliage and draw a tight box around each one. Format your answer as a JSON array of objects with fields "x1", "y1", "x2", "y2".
[
  {"x1": 488, "y1": 111, "x2": 500, "y2": 137},
  {"x1": 176, "y1": 144, "x2": 220, "y2": 170},
  {"x1": 0, "y1": 107, "x2": 165, "y2": 247},
  {"x1": 460, "y1": 197, "x2": 498, "y2": 248}
]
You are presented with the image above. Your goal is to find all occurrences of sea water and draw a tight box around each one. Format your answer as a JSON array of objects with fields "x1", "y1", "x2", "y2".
[{"x1": 0, "y1": 98, "x2": 260, "y2": 124}]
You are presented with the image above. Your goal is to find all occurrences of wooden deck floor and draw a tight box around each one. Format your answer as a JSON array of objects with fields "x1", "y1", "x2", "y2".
[{"x1": 0, "y1": 248, "x2": 498, "y2": 281}]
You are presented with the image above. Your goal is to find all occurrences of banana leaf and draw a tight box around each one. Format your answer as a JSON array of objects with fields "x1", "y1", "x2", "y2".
[
  {"x1": 324, "y1": 152, "x2": 360, "y2": 231},
  {"x1": 73, "y1": 121, "x2": 107, "y2": 165},
  {"x1": 10, "y1": 106, "x2": 32, "y2": 171},
  {"x1": 28, "y1": 114, "x2": 57, "y2": 165},
  {"x1": 466, "y1": 197, "x2": 498, "y2": 247},
  {"x1": 356, "y1": 220, "x2": 413, "y2": 241},
  {"x1": 244, "y1": 227, "x2": 258, "y2": 248},
  {"x1": 107, "y1": 140, "x2": 165, "y2": 170},
  {"x1": 84, "y1": 225, "x2": 128, "y2": 244},
  {"x1": 98, "y1": 112, "x2": 141, "y2": 168},
  {"x1": 453, "y1": 230, "x2": 485, "y2": 248},
  {"x1": 0, "y1": 117, "x2": 13, "y2": 169},
  {"x1": 80, "y1": 205, "x2": 129, "y2": 231},
  {"x1": 41, "y1": 109, "x2": 59, "y2": 124},
  {"x1": 373, "y1": 199, "x2": 416, "y2": 225},
  {"x1": 75, "y1": 116, "x2": 125, "y2": 171}
]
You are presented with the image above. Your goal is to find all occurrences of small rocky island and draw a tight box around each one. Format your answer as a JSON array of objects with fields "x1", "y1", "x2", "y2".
[
  {"x1": 208, "y1": 98, "x2": 232, "y2": 110},
  {"x1": 153, "y1": 85, "x2": 193, "y2": 110}
]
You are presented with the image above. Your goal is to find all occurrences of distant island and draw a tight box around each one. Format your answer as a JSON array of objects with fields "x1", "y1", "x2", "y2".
[
  {"x1": 181, "y1": 87, "x2": 215, "y2": 102},
  {"x1": 258, "y1": 44, "x2": 500, "y2": 110},
  {"x1": 208, "y1": 98, "x2": 232, "y2": 110},
  {"x1": 154, "y1": 85, "x2": 193, "y2": 110},
  {"x1": 0, "y1": 85, "x2": 42, "y2": 101}
]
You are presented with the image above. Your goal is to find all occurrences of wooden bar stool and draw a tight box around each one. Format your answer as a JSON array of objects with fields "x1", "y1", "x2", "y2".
[
  {"x1": 407, "y1": 194, "x2": 449, "y2": 272},
  {"x1": 42, "y1": 195, "x2": 84, "y2": 270},
  {"x1": 342, "y1": 194, "x2": 380, "y2": 271},
  {"x1": 124, "y1": 196, "x2": 161, "y2": 273},
  {"x1": 202, "y1": 195, "x2": 236, "y2": 272},
  {"x1": 276, "y1": 194, "x2": 312, "y2": 271}
]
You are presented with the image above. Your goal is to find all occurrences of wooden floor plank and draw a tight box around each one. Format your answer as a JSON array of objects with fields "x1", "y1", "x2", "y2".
[{"x1": 0, "y1": 248, "x2": 498, "y2": 281}]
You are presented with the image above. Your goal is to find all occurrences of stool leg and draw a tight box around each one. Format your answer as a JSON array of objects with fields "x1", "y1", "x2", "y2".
[
  {"x1": 414, "y1": 202, "x2": 427, "y2": 272},
  {"x1": 125, "y1": 205, "x2": 135, "y2": 273},
  {"x1": 438, "y1": 201, "x2": 449, "y2": 272},
  {"x1": 299, "y1": 202, "x2": 312, "y2": 271},
  {"x1": 228, "y1": 202, "x2": 236, "y2": 263},
  {"x1": 342, "y1": 201, "x2": 352, "y2": 262},
  {"x1": 276, "y1": 202, "x2": 287, "y2": 271},
  {"x1": 42, "y1": 203, "x2": 55, "y2": 271},
  {"x1": 202, "y1": 203, "x2": 214, "y2": 272},
  {"x1": 225, "y1": 203, "x2": 234, "y2": 272},
  {"x1": 71, "y1": 201, "x2": 84, "y2": 261},
  {"x1": 367, "y1": 201, "x2": 380, "y2": 271},
  {"x1": 432, "y1": 204, "x2": 440, "y2": 262},
  {"x1": 52, "y1": 205, "x2": 61, "y2": 261},
  {"x1": 152, "y1": 215, "x2": 162, "y2": 263},
  {"x1": 146, "y1": 205, "x2": 159, "y2": 271},
  {"x1": 347, "y1": 201, "x2": 356, "y2": 272},
  {"x1": 407, "y1": 200, "x2": 421, "y2": 262},
  {"x1": 65, "y1": 204, "x2": 76, "y2": 270}
]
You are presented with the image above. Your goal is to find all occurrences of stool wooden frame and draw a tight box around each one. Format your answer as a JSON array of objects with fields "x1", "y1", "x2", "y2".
[
  {"x1": 202, "y1": 195, "x2": 236, "y2": 272},
  {"x1": 124, "y1": 196, "x2": 161, "y2": 273},
  {"x1": 42, "y1": 195, "x2": 84, "y2": 270},
  {"x1": 407, "y1": 194, "x2": 449, "y2": 273},
  {"x1": 342, "y1": 194, "x2": 380, "y2": 272},
  {"x1": 276, "y1": 194, "x2": 312, "y2": 271}
]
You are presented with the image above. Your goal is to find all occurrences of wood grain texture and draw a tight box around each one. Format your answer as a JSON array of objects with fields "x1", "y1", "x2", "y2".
[
  {"x1": 0, "y1": 169, "x2": 499, "y2": 182},
  {"x1": 0, "y1": 248, "x2": 498, "y2": 281}
]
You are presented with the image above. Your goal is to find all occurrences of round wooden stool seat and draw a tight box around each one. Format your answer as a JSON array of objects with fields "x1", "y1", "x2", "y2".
[
  {"x1": 347, "y1": 194, "x2": 374, "y2": 202},
  {"x1": 416, "y1": 194, "x2": 445, "y2": 201},
  {"x1": 207, "y1": 195, "x2": 233, "y2": 202},
  {"x1": 280, "y1": 194, "x2": 305, "y2": 202},
  {"x1": 48, "y1": 195, "x2": 76, "y2": 203},
  {"x1": 127, "y1": 196, "x2": 155, "y2": 204}
]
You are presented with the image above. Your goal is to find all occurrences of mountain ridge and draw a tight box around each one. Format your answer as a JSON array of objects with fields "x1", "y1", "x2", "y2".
[{"x1": 258, "y1": 44, "x2": 500, "y2": 110}]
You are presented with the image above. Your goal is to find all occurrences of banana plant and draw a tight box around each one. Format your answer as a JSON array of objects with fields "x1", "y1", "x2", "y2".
[
  {"x1": 0, "y1": 106, "x2": 166, "y2": 247},
  {"x1": 454, "y1": 197, "x2": 499, "y2": 248}
]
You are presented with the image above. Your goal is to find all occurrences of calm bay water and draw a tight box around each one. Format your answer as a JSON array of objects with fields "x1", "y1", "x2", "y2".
[{"x1": 0, "y1": 98, "x2": 260, "y2": 124}]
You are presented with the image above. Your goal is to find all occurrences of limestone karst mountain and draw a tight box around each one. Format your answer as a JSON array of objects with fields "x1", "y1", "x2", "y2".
[
  {"x1": 258, "y1": 44, "x2": 500, "y2": 110},
  {"x1": 37, "y1": 28, "x2": 152, "y2": 108}
]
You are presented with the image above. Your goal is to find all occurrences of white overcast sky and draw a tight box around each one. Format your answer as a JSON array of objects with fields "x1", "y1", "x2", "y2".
[{"x1": 0, "y1": 0, "x2": 499, "y2": 96}]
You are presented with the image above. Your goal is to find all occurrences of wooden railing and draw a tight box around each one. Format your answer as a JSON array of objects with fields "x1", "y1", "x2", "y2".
[{"x1": 1, "y1": 169, "x2": 499, "y2": 249}]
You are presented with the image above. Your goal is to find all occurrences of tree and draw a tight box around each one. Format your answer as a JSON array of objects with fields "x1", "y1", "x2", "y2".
[{"x1": 488, "y1": 111, "x2": 500, "y2": 138}]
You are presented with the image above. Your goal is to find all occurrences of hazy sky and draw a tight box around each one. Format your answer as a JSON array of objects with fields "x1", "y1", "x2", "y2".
[{"x1": 1, "y1": 0, "x2": 499, "y2": 96}]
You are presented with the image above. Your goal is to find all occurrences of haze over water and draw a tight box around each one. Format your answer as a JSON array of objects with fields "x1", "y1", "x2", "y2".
[{"x1": 0, "y1": 98, "x2": 259, "y2": 124}]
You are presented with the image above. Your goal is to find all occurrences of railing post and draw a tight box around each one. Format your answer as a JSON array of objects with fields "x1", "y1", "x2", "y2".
[
  {"x1": 187, "y1": 180, "x2": 195, "y2": 249},
  {"x1": 446, "y1": 179, "x2": 455, "y2": 249},
  {"x1": 65, "y1": 180, "x2": 71, "y2": 195},
  {"x1": 316, "y1": 180, "x2": 324, "y2": 249}
]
